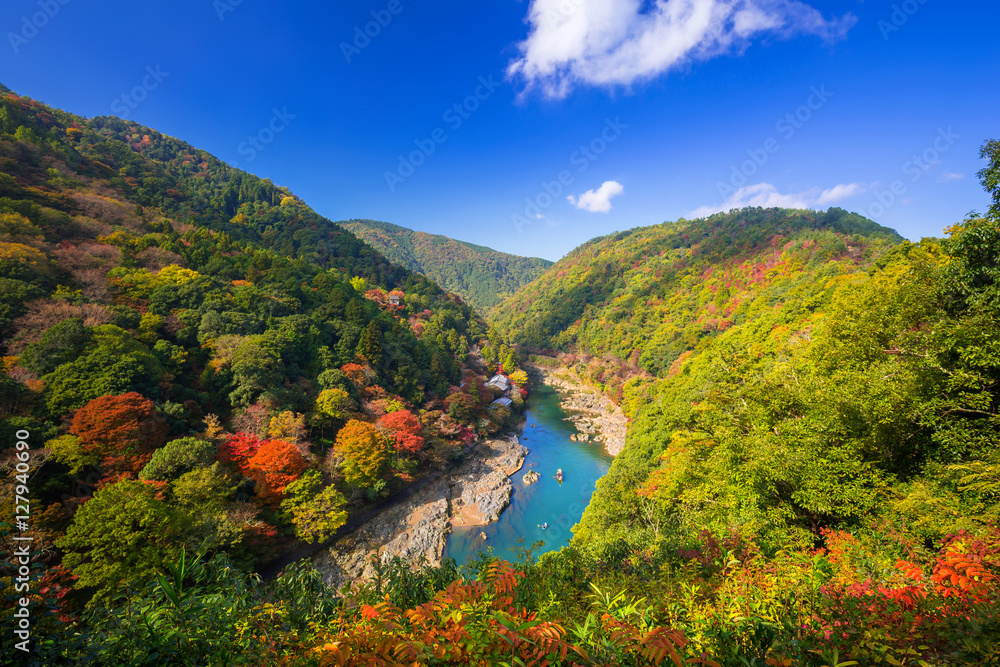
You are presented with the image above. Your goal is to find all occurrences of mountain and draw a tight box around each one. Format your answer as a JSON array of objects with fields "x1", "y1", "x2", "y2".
[
  {"x1": 0, "y1": 86, "x2": 532, "y2": 604},
  {"x1": 4, "y1": 79, "x2": 999, "y2": 665},
  {"x1": 340, "y1": 219, "x2": 552, "y2": 314},
  {"x1": 491, "y1": 207, "x2": 903, "y2": 377},
  {"x1": 494, "y1": 203, "x2": 1000, "y2": 559}
]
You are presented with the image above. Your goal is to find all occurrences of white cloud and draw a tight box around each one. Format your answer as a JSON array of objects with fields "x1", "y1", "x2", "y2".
[
  {"x1": 689, "y1": 181, "x2": 867, "y2": 218},
  {"x1": 567, "y1": 180, "x2": 625, "y2": 213},
  {"x1": 937, "y1": 171, "x2": 964, "y2": 183},
  {"x1": 508, "y1": 0, "x2": 857, "y2": 98},
  {"x1": 815, "y1": 182, "x2": 867, "y2": 205}
]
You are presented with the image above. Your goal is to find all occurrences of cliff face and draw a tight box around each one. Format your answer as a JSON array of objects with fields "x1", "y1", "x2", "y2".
[
  {"x1": 529, "y1": 364, "x2": 627, "y2": 457},
  {"x1": 312, "y1": 435, "x2": 526, "y2": 588}
]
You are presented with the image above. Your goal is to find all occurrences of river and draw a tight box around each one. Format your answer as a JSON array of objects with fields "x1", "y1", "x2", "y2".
[{"x1": 443, "y1": 382, "x2": 613, "y2": 565}]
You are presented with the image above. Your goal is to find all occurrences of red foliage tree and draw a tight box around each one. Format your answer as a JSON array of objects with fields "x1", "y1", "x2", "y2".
[
  {"x1": 377, "y1": 409, "x2": 425, "y2": 455},
  {"x1": 246, "y1": 439, "x2": 308, "y2": 506},
  {"x1": 70, "y1": 392, "x2": 167, "y2": 479},
  {"x1": 217, "y1": 433, "x2": 266, "y2": 470}
]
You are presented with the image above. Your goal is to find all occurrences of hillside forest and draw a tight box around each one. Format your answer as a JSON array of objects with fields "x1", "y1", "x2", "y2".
[{"x1": 0, "y1": 86, "x2": 532, "y2": 652}]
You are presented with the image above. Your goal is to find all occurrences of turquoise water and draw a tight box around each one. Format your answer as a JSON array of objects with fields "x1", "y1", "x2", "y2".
[{"x1": 443, "y1": 383, "x2": 614, "y2": 565}]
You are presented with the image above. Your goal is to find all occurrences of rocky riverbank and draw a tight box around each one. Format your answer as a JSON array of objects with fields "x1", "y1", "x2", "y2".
[
  {"x1": 311, "y1": 435, "x2": 526, "y2": 590},
  {"x1": 527, "y1": 363, "x2": 628, "y2": 457}
]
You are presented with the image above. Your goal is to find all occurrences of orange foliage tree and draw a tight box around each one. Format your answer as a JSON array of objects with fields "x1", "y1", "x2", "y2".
[
  {"x1": 69, "y1": 392, "x2": 168, "y2": 479},
  {"x1": 245, "y1": 439, "x2": 308, "y2": 506},
  {"x1": 303, "y1": 560, "x2": 694, "y2": 666}
]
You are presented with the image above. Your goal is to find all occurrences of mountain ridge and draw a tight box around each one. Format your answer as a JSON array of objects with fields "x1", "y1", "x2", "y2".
[
  {"x1": 491, "y1": 205, "x2": 904, "y2": 376},
  {"x1": 341, "y1": 218, "x2": 552, "y2": 314}
]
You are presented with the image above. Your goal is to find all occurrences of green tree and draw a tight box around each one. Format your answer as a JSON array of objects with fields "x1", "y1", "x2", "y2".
[
  {"x1": 140, "y1": 437, "x2": 217, "y2": 481},
  {"x1": 979, "y1": 139, "x2": 1000, "y2": 218},
  {"x1": 46, "y1": 434, "x2": 99, "y2": 476},
  {"x1": 172, "y1": 463, "x2": 238, "y2": 510},
  {"x1": 19, "y1": 318, "x2": 91, "y2": 376},
  {"x1": 229, "y1": 337, "x2": 283, "y2": 408},
  {"x1": 358, "y1": 320, "x2": 382, "y2": 367},
  {"x1": 44, "y1": 326, "x2": 163, "y2": 415},
  {"x1": 316, "y1": 388, "x2": 355, "y2": 421},
  {"x1": 280, "y1": 470, "x2": 348, "y2": 543},
  {"x1": 56, "y1": 479, "x2": 190, "y2": 601}
]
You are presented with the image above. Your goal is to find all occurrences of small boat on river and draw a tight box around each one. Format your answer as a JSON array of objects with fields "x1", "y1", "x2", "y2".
[{"x1": 555, "y1": 469, "x2": 564, "y2": 482}]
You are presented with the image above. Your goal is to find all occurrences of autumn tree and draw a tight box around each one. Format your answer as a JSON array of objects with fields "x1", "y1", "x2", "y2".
[
  {"x1": 334, "y1": 419, "x2": 388, "y2": 488},
  {"x1": 377, "y1": 409, "x2": 425, "y2": 455},
  {"x1": 216, "y1": 433, "x2": 265, "y2": 470},
  {"x1": 445, "y1": 391, "x2": 480, "y2": 423},
  {"x1": 70, "y1": 392, "x2": 168, "y2": 478},
  {"x1": 246, "y1": 439, "x2": 308, "y2": 505},
  {"x1": 509, "y1": 369, "x2": 529, "y2": 387},
  {"x1": 267, "y1": 410, "x2": 307, "y2": 447},
  {"x1": 341, "y1": 363, "x2": 373, "y2": 389}
]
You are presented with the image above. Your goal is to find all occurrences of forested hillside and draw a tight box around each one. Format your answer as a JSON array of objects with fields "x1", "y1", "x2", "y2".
[
  {"x1": 492, "y1": 191, "x2": 1000, "y2": 551},
  {"x1": 492, "y1": 208, "x2": 902, "y2": 378},
  {"x1": 341, "y1": 219, "x2": 552, "y2": 314},
  {"x1": 0, "y1": 86, "x2": 531, "y2": 620}
]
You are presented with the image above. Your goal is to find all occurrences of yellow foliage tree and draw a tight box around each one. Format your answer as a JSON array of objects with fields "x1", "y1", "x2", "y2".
[
  {"x1": 0, "y1": 241, "x2": 46, "y2": 270},
  {"x1": 334, "y1": 420, "x2": 388, "y2": 488},
  {"x1": 157, "y1": 265, "x2": 201, "y2": 285}
]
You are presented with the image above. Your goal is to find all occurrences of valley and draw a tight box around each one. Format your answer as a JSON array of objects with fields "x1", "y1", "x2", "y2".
[
  {"x1": 1, "y1": 81, "x2": 999, "y2": 666},
  {"x1": 311, "y1": 433, "x2": 526, "y2": 590}
]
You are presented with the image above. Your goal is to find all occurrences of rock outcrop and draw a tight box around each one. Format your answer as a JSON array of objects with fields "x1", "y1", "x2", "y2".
[
  {"x1": 312, "y1": 435, "x2": 526, "y2": 590},
  {"x1": 528, "y1": 364, "x2": 628, "y2": 457}
]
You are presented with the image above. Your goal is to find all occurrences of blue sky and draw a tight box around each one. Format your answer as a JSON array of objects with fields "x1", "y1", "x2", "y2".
[{"x1": 1, "y1": 0, "x2": 997, "y2": 261}]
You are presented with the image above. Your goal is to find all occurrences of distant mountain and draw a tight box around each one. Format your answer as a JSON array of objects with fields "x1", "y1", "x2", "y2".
[{"x1": 340, "y1": 219, "x2": 552, "y2": 314}]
